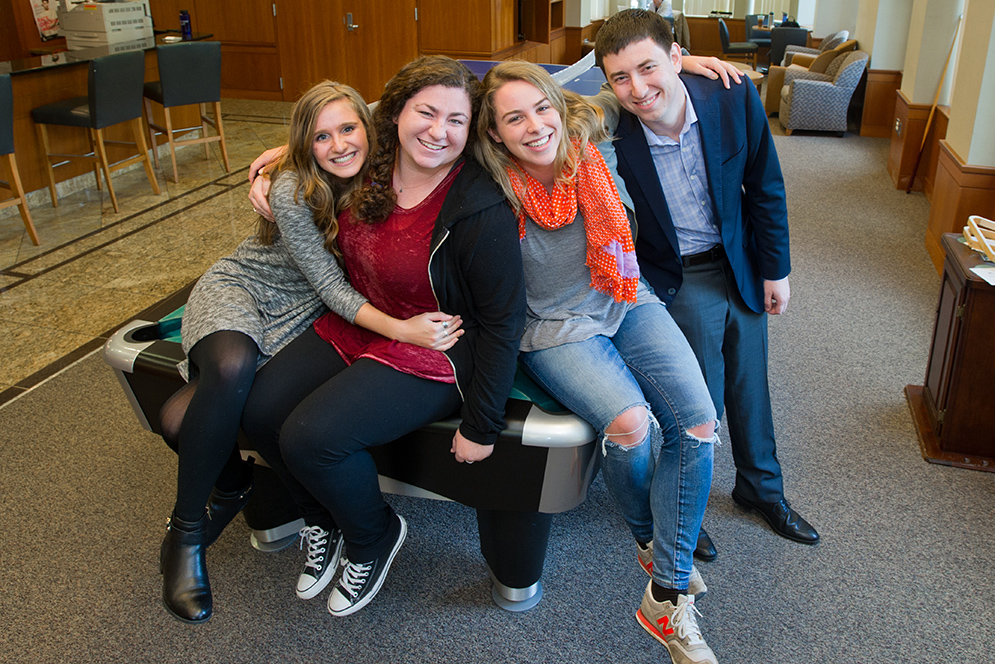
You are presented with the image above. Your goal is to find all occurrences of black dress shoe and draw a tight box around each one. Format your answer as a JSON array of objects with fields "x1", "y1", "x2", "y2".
[
  {"x1": 694, "y1": 527, "x2": 717, "y2": 561},
  {"x1": 204, "y1": 481, "x2": 253, "y2": 547},
  {"x1": 160, "y1": 512, "x2": 212, "y2": 624},
  {"x1": 732, "y1": 491, "x2": 820, "y2": 544}
]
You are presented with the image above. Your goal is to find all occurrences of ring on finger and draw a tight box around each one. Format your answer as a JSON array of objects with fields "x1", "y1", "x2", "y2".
[{"x1": 442, "y1": 321, "x2": 449, "y2": 330}]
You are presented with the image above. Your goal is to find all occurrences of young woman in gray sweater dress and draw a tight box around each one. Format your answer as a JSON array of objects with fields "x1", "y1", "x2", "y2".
[{"x1": 158, "y1": 81, "x2": 463, "y2": 625}]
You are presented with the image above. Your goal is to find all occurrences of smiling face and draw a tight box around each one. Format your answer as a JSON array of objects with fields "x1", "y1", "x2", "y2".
[
  {"x1": 487, "y1": 79, "x2": 563, "y2": 188},
  {"x1": 394, "y1": 84, "x2": 471, "y2": 176},
  {"x1": 602, "y1": 37, "x2": 685, "y2": 138},
  {"x1": 311, "y1": 99, "x2": 369, "y2": 180}
]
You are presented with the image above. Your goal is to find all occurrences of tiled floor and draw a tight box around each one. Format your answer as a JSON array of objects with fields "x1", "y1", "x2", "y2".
[{"x1": 0, "y1": 99, "x2": 295, "y2": 403}]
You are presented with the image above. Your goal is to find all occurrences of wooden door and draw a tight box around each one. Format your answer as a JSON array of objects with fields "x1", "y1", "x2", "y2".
[
  {"x1": 339, "y1": 0, "x2": 418, "y2": 102},
  {"x1": 276, "y1": 0, "x2": 417, "y2": 103}
]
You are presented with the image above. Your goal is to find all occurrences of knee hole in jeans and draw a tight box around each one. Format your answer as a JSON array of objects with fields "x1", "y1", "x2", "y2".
[
  {"x1": 686, "y1": 420, "x2": 717, "y2": 444},
  {"x1": 605, "y1": 405, "x2": 650, "y2": 448}
]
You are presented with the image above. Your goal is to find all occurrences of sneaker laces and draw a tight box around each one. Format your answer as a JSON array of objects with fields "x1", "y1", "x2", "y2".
[
  {"x1": 299, "y1": 526, "x2": 329, "y2": 573},
  {"x1": 671, "y1": 596, "x2": 706, "y2": 645},
  {"x1": 338, "y1": 558, "x2": 372, "y2": 599}
]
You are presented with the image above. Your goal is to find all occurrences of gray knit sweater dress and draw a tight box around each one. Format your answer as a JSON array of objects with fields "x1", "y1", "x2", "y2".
[{"x1": 178, "y1": 172, "x2": 368, "y2": 380}]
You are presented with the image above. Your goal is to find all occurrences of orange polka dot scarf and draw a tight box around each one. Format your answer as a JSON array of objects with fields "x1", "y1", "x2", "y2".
[{"x1": 506, "y1": 138, "x2": 639, "y2": 303}]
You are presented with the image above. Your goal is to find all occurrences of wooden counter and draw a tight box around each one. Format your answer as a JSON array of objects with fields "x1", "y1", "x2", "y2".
[{"x1": 4, "y1": 35, "x2": 205, "y2": 198}]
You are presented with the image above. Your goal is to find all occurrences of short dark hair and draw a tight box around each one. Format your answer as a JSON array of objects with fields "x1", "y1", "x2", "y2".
[{"x1": 594, "y1": 9, "x2": 674, "y2": 72}]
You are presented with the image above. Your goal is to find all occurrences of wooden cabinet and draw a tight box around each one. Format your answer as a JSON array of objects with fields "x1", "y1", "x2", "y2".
[
  {"x1": 149, "y1": 0, "x2": 418, "y2": 102},
  {"x1": 149, "y1": 0, "x2": 282, "y2": 99},
  {"x1": 419, "y1": 0, "x2": 569, "y2": 64},
  {"x1": 906, "y1": 233, "x2": 995, "y2": 471}
]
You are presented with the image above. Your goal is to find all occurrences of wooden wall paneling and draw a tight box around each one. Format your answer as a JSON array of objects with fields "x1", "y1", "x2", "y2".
[
  {"x1": 193, "y1": 0, "x2": 277, "y2": 44},
  {"x1": 220, "y1": 44, "x2": 283, "y2": 100},
  {"x1": 1, "y1": 0, "x2": 25, "y2": 61},
  {"x1": 888, "y1": 90, "x2": 932, "y2": 191},
  {"x1": 685, "y1": 16, "x2": 723, "y2": 57},
  {"x1": 418, "y1": 0, "x2": 495, "y2": 56},
  {"x1": 341, "y1": 0, "x2": 418, "y2": 102},
  {"x1": 550, "y1": 31, "x2": 567, "y2": 64},
  {"x1": 149, "y1": 0, "x2": 184, "y2": 31},
  {"x1": 925, "y1": 141, "x2": 995, "y2": 272},
  {"x1": 920, "y1": 108, "x2": 950, "y2": 198},
  {"x1": 860, "y1": 69, "x2": 902, "y2": 138}
]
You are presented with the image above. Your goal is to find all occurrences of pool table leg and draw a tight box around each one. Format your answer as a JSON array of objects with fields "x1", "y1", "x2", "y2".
[{"x1": 476, "y1": 508, "x2": 553, "y2": 612}]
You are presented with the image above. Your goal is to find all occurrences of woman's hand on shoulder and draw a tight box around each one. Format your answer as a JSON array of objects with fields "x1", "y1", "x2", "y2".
[
  {"x1": 249, "y1": 173, "x2": 275, "y2": 222},
  {"x1": 248, "y1": 145, "x2": 288, "y2": 182},
  {"x1": 393, "y1": 312, "x2": 463, "y2": 351},
  {"x1": 451, "y1": 430, "x2": 494, "y2": 464},
  {"x1": 682, "y1": 56, "x2": 743, "y2": 88}
]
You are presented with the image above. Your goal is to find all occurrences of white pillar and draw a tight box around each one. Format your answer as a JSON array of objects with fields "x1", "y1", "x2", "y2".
[{"x1": 945, "y1": 0, "x2": 995, "y2": 167}]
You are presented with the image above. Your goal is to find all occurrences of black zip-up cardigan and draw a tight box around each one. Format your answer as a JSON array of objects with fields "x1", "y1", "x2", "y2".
[{"x1": 428, "y1": 158, "x2": 527, "y2": 446}]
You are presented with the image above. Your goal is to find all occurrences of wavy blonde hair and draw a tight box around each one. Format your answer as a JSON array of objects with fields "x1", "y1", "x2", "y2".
[
  {"x1": 473, "y1": 61, "x2": 609, "y2": 216},
  {"x1": 257, "y1": 81, "x2": 374, "y2": 256}
]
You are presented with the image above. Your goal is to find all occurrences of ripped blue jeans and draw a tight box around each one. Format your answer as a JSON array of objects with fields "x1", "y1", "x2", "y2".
[{"x1": 520, "y1": 302, "x2": 717, "y2": 591}]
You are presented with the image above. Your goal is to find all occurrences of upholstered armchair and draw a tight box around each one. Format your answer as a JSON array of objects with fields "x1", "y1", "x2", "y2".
[
  {"x1": 778, "y1": 50, "x2": 869, "y2": 135},
  {"x1": 764, "y1": 39, "x2": 858, "y2": 114},
  {"x1": 782, "y1": 30, "x2": 848, "y2": 66}
]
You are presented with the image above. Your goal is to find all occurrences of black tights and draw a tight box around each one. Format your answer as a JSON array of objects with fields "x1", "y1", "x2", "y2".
[{"x1": 159, "y1": 330, "x2": 257, "y2": 522}]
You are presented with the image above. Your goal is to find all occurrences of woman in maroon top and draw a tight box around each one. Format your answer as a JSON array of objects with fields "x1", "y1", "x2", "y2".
[{"x1": 240, "y1": 56, "x2": 526, "y2": 617}]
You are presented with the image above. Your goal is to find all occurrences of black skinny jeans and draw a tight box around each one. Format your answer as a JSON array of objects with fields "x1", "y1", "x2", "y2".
[{"x1": 241, "y1": 327, "x2": 461, "y2": 562}]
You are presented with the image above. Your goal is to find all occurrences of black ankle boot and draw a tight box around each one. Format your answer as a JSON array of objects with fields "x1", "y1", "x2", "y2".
[
  {"x1": 205, "y1": 480, "x2": 253, "y2": 547},
  {"x1": 160, "y1": 512, "x2": 212, "y2": 624}
]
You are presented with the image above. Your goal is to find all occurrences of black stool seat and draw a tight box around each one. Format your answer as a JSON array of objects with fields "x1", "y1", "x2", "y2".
[
  {"x1": 31, "y1": 97, "x2": 92, "y2": 128},
  {"x1": 30, "y1": 50, "x2": 160, "y2": 213}
]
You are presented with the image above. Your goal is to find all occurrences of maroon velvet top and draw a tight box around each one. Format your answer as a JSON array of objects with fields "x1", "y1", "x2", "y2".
[{"x1": 312, "y1": 164, "x2": 465, "y2": 383}]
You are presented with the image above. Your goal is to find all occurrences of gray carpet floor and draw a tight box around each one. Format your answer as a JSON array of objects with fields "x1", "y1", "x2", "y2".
[{"x1": 2, "y1": 125, "x2": 994, "y2": 663}]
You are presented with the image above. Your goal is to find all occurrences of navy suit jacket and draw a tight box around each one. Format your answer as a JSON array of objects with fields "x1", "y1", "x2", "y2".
[{"x1": 612, "y1": 73, "x2": 790, "y2": 314}]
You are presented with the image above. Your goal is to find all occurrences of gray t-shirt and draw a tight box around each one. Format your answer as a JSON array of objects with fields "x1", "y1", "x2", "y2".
[{"x1": 519, "y1": 213, "x2": 658, "y2": 352}]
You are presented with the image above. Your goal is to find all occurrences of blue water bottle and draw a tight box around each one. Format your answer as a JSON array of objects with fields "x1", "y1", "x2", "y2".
[{"x1": 179, "y1": 10, "x2": 192, "y2": 40}]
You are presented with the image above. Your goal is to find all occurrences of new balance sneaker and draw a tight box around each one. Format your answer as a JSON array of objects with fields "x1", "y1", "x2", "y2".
[
  {"x1": 327, "y1": 514, "x2": 407, "y2": 617},
  {"x1": 637, "y1": 541, "x2": 707, "y2": 600},
  {"x1": 636, "y1": 582, "x2": 717, "y2": 664},
  {"x1": 296, "y1": 525, "x2": 343, "y2": 600}
]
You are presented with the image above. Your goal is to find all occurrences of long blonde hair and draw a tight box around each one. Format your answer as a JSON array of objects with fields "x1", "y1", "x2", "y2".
[
  {"x1": 474, "y1": 61, "x2": 609, "y2": 215},
  {"x1": 257, "y1": 81, "x2": 374, "y2": 255}
]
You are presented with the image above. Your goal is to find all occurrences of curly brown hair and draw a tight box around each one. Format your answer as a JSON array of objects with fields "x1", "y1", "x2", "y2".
[
  {"x1": 349, "y1": 55, "x2": 483, "y2": 224},
  {"x1": 256, "y1": 81, "x2": 373, "y2": 256}
]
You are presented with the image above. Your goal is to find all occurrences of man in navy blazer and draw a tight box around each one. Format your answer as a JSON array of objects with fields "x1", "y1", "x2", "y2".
[{"x1": 595, "y1": 9, "x2": 818, "y2": 561}]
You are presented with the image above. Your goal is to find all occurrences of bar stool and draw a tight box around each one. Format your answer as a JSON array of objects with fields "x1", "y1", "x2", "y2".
[
  {"x1": 31, "y1": 50, "x2": 160, "y2": 213},
  {"x1": 143, "y1": 41, "x2": 230, "y2": 183},
  {"x1": 1, "y1": 74, "x2": 40, "y2": 245}
]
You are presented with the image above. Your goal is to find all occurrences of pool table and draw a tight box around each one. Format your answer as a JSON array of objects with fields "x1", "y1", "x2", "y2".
[{"x1": 104, "y1": 304, "x2": 599, "y2": 611}]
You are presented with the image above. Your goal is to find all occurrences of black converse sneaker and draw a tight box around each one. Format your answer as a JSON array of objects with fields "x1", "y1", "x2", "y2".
[
  {"x1": 327, "y1": 514, "x2": 407, "y2": 616},
  {"x1": 296, "y1": 525, "x2": 343, "y2": 600}
]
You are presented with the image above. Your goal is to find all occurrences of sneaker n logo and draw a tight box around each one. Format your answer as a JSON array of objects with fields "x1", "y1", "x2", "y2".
[{"x1": 657, "y1": 615, "x2": 675, "y2": 636}]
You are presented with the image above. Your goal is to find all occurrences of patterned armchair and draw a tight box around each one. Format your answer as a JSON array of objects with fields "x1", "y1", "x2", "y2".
[
  {"x1": 783, "y1": 30, "x2": 848, "y2": 66},
  {"x1": 764, "y1": 39, "x2": 858, "y2": 114},
  {"x1": 778, "y1": 50, "x2": 869, "y2": 135}
]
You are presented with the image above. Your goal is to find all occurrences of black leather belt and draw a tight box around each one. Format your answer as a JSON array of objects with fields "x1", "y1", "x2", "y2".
[{"x1": 681, "y1": 245, "x2": 725, "y2": 268}]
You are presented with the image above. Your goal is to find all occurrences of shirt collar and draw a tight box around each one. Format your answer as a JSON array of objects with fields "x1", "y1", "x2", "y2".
[{"x1": 639, "y1": 78, "x2": 697, "y2": 147}]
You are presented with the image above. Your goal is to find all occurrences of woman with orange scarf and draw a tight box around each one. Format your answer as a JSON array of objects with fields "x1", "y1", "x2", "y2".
[{"x1": 475, "y1": 61, "x2": 721, "y2": 664}]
